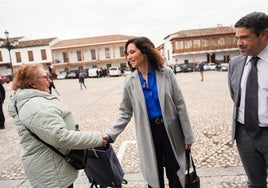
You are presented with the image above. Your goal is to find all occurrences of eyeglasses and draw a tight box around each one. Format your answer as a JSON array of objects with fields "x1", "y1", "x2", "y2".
[{"x1": 36, "y1": 73, "x2": 51, "y2": 81}]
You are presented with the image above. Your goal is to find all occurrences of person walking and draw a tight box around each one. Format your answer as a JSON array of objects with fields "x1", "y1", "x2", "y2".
[
  {"x1": 0, "y1": 81, "x2": 5, "y2": 129},
  {"x1": 198, "y1": 62, "x2": 205, "y2": 81},
  {"x1": 79, "y1": 72, "x2": 87, "y2": 90},
  {"x1": 8, "y1": 64, "x2": 107, "y2": 188},
  {"x1": 228, "y1": 12, "x2": 268, "y2": 187},
  {"x1": 105, "y1": 37, "x2": 195, "y2": 188}
]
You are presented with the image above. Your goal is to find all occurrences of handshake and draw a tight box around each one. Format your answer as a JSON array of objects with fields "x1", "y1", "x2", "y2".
[{"x1": 102, "y1": 134, "x2": 110, "y2": 147}]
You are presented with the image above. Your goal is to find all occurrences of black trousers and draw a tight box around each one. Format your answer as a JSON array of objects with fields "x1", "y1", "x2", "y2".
[
  {"x1": 0, "y1": 101, "x2": 5, "y2": 129},
  {"x1": 149, "y1": 120, "x2": 182, "y2": 188},
  {"x1": 236, "y1": 122, "x2": 268, "y2": 187}
]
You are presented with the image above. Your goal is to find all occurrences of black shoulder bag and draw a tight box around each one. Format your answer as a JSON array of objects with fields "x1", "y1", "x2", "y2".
[{"x1": 24, "y1": 124, "x2": 87, "y2": 170}]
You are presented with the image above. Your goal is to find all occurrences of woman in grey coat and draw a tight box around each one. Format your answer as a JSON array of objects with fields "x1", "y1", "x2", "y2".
[
  {"x1": 8, "y1": 64, "x2": 107, "y2": 188},
  {"x1": 105, "y1": 37, "x2": 195, "y2": 188}
]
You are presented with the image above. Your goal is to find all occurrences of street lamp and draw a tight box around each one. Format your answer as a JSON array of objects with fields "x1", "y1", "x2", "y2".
[{"x1": 1, "y1": 30, "x2": 15, "y2": 81}]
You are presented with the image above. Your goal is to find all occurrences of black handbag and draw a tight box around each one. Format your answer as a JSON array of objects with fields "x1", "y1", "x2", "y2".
[
  {"x1": 64, "y1": 148, "x2": 87, "y2": 170},
  {"x1": 84, "y1": 144, "x2": 127, "y2": 187},
  {"x1": 24, "y1": 124, "x2": 87, "y2": 170},
  {"x1": 185, "y1": 149, "x2": 200, "y2": 188}
]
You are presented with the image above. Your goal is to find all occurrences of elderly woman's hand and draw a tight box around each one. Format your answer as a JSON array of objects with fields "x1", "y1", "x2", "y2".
[{"x1": 102, "y1": 134, "x2": 109, "y2": 146}]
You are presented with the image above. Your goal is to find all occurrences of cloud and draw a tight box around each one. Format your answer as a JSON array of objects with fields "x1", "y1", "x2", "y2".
[{"x1": 0, "y1": 0, "x2": 267, "y2": 46}]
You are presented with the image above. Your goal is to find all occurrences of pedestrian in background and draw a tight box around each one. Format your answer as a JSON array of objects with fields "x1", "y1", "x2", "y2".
[
  {"x1": 228, "y1": 12, "x2": 268, "y2": 187},
  {"x1": 105, "y1": 37, "x2": 194, "y2": 188},
  {"x1": 8, "y1": 64, "x2": 107, "y2": 188},
  {"x1": 0, "y1": 81, "x2": 5, "y2": 129},
  {"x1": 198, "y1": 62, "x2": 204, "y2": 81},
  {"x1": 49, "y1": 78, "x2": 56, "y2": 94},
  {"x1": 79, "y1": 72, "x2": 87, "y2": 90}
]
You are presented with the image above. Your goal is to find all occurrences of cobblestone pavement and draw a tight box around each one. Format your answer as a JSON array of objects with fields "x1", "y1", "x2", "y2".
[{"x1": 0, "y1": 71, "x2": 249, "y2": 187}]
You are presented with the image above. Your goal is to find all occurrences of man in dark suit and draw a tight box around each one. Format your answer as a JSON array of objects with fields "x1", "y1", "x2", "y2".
[
  {"x1": 0, "y1": 81, "x2": 6, "y2": 129},
  {"x1": 228, "y1": 12, "x2": 268, "y2": 187}
]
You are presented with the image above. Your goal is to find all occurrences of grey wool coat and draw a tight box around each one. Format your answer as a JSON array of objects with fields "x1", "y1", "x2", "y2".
[
  {"x1": 107, "y1": 66, "x2": 195, "y2": 188},
  {"x1": 8, "y1": 89, "x2": 104, "y2": 188},
  {"x1": 228, "y1": 55, "x2": 248, "y2": 142}
]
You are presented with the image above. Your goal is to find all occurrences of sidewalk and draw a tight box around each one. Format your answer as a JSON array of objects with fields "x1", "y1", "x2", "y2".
[{"x1": 0, "y1": 166, "x2": 247, "y2": 188}]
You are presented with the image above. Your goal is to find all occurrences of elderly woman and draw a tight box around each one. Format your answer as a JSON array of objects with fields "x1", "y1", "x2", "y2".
[{"x1": 8, "y1": 64, "x2": 107, "y2": 188}]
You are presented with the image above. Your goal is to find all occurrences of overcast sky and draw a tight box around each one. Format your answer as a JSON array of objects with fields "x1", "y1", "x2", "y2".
[{"x1": 0, "y1": 0, "x2": 267, "y2": 46}]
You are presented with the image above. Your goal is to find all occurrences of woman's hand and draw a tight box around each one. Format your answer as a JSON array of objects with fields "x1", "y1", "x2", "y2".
[{"x1": 102, "y1": 134, "x2": 109, "y2": 146}]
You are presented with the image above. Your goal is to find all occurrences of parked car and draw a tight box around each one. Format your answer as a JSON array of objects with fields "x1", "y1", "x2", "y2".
[
  {"x1": 219, "y1": 63, "x2": 229, "y2": 71},
  {"x1": 203, "y1": 63, "x2": 209, "y2": 71},
  {"x1": 124, "y1": 68, "x2": 131, "y2": 76},
  {"x1": 109, "y1": 67, "x2": 121, "y2": 77},
  {"x1": 88, "y1": 68, "x2": 98, "y2": 78},
  {"x1": 66, "y1": 72, "x2": 77, "y2": 79},
  {"x1": 215, "y1": 64, "x2": 222, "y2": 71},
  {"x1": 207, "y1": 63, "x2": 216, "y2": 70},
  {"x1": 0, "y1": 75, "x2": 10, "y2": 84},
  {"x1": 174, "y1": 66, "x2": 182, "y2": 73},
  {"x1": 181, "y1": 64, "x2": 194, "y2": 72},
  {"x1": 57, "y1": 72, "x2": 67, "y2": 79}
]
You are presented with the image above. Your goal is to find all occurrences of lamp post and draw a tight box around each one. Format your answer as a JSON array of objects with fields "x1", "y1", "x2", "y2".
[{"x1": 1, "y1": 30, "x2": 14, "y2": 81}]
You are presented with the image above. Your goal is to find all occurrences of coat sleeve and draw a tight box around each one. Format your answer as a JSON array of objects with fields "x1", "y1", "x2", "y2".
[
  {"x1": 107, "y1": 78, "x2": 133, "y2": 142},
  {"x1": 22, "y1": 99, "x2": 104, "y2": 150}
]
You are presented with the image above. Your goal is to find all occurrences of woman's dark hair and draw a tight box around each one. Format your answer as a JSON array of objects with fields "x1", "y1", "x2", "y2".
[
  {"x1": 235, "y1": 12, "x2": 268, "y2": 36},
  {"x1": 125, "y1": 37, "x2": 164, "y2": 71}
]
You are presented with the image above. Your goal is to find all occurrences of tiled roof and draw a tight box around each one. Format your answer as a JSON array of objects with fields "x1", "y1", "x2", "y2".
[
  {"x1": 52, "y1": 34, "x2": 136, "y2": 49},
  {"x1": 166, "y1": 26, "x2": 235, "y2": 39},
  {"x1": 17, "y1": 38, "x2": 58, "y2": 48}
]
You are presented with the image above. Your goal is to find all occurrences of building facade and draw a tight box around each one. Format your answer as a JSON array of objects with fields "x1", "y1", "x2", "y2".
[
  {"x1": 0, "y1": 37, "x2": 59, "y2": 75},
  {"x1": 51, "y1": 35, "x2": 135, "y2": 75},
  {"x1": 161, "y1": 25, "x2": 239, "y2": 67}
]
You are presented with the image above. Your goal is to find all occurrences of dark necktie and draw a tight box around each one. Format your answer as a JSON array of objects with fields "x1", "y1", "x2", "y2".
[{"x1": 244, "y1": 56, "x2": 260, "y2": 137}]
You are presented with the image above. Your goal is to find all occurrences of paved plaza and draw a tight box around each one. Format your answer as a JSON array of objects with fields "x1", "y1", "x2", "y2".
[{"x1": 0, "y1": 71, "x2": 248, "y2": 187}]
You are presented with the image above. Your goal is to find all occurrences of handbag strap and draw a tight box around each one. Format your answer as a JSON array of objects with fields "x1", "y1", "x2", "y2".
[
  {"x1": 14, "y1": 100, "x2": 69, "y2": 160},
  {"x1": 186, "y1": 149, "x2": 197, "y2": 174},
  {"x1": 25, "y1": 126, "x2": 67, "y2": 159}
]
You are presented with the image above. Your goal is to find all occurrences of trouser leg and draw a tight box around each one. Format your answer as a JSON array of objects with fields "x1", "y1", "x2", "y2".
[
  {"x1": 236, "y1": 123, "x2": 267, "y2": 188},
  {"x1": 150, "y1": 124, "x2": 165, "y2": 188}
]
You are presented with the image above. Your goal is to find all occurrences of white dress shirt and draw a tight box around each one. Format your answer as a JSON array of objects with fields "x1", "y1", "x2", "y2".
[{"x1": 237, "y1": 45, "x2": 268, "y2": 127}]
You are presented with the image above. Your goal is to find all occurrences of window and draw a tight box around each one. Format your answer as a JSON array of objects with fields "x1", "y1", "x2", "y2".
[
  {"x1": 184, "y1": 40, "x2": 192, "y2": 49},
  {"x1": 41, "y1": 49, "x2": 47, "y2": 60},
  {"x1": 77, "y1": 50, "x2": 82, "y2": 61},
  {"x1": 201, "y1": 39, "x2": 209, "y2": 47},
  {"x1": 105, "y1": 48, "x2": 110, "y2": 58},
  {"x1": 176, "y1": 41, "x2": 183, "y2": 49},
  {"x1": 119, "y1": 46, "x2": 125, "y2": 57},
  {"x1": 210, "y1": 38, "x2": 217, "y2": 47},
  {"x1": 226, "y1": 37, "x2": 232, "y2": 45},
  {"x1": 16, "y1": 52, "x2": 22, "y2": 63},
  {"x1": 63, "y1": 52, "x2": 69, "y2": 63},
  {"x1": 28, "y1": 51, "x2": 34, "y2": 61},
  {"x1": 193, "y1": 39, "x2": 201, "y2": 48},
  {"x1": 0, "y1": 51, "x2": 2, "y2": 62},
  {"x1": 91, "y1": 49, "x2": 96, "y2": 60},
  {"x1": 218, "y1": 37, "x2": 225, "y2": 46}
]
